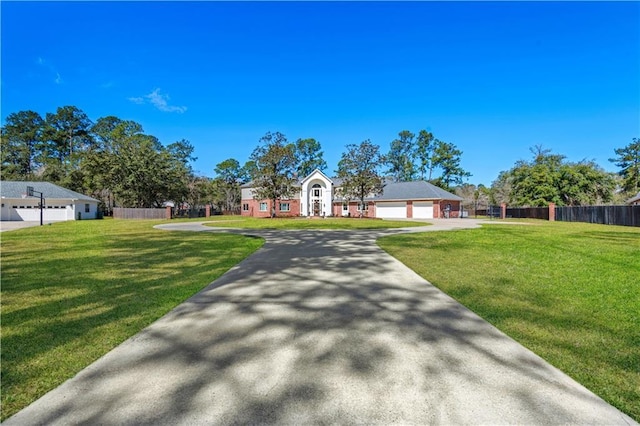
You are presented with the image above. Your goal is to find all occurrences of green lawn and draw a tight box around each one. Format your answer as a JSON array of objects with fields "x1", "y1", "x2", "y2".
[
  {"x1": 204, "y1": 215, "x2": 429, "y2": 229},
  {"x1": 378, "y1": 220, "x2": 640, "y2": 421},
  {"x1": 0, "y1": 218, "x2": 263, "y2": 420}
]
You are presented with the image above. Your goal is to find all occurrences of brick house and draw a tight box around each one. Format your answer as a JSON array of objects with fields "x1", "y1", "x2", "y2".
[{"x1": 241, "y1": 169, "x2": 463, "y2": 219}]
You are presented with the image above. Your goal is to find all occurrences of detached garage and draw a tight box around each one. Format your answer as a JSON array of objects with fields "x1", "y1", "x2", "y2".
[{"x1": 1, "y1": 181, "x2": 100, "y2": 222}]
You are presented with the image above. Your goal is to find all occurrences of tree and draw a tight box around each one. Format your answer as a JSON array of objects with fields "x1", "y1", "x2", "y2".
[
  {"x1": 84, "y1": 118, "x2": 194, "y2": 208},
  {"x1": 213, "y1": 158, "x2": 245, "y2": 213},
  {"x1": 386, "y1": 130, "x2": 416, "y2": 182},
  {"x1": 490, "y1": 171, "x2": 513, "y2": 206},
  {"x1": 415, "y1": 130, "x2": 435, "y2": 180},
  {"x1": 164, "y1": 139, "x2": 197, "y2": 207},
  {"x1": 336, "y1": 139, "x2": 384, "y2": 217},
  {"x1": 41, "y1": 106, "x2": 94, "y2": 190},
  {"x1": 609, "y1": 137, "x2": 640, "y2": 195},
  {"x1": 0, "y1": 110, "x2": 45, "y2": 180},
  {"x1": 249, "y1": 131, "x2": 298, "y2": 217},
  {"x1": 431, "y1": 140, "x2": 471, "y2": 190},
  {"x1": 42, "y1": 106, "x2": 93, "y2": 165},
  {"x1": 295, "y1": 138, "x2": 327, "y2": 177},
  {"x1": 558, "y1": 161, "x2": 615, "y2": 206},
  {"x1": 509, "y1": 146, "x2": 565, "y2": 206},
  {"x1": 501, "y1": 146, "x2": 616, "y2": 207},
  {"x1": 183, "y1": 175, "x2": 211, "y2": 210},
  {"x1": 456, "y1": 183, "x2": 489, "y2": 216}
]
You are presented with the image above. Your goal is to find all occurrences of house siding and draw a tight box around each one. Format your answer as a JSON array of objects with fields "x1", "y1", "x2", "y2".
[
  {"x1": 241, "y1": 199, "x2": 301, "y2": 218},
  {"x1": 333, "y1": 201, "x2": 375, "y2": 218}
]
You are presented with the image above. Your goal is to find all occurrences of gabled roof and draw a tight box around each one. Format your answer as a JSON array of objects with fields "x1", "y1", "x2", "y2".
[
  {"x1": 301, "y1": 169, "x2": 333, "y2": 185},
  {"x1": 627, "y1": 191, "x2": 640, "y2": 204},
  {"x1": 375, "y1": 180, "x2": 463, "y2": 201},
  {"x1": 0, "y1": 181, "x2": 99, "y2": 202}
]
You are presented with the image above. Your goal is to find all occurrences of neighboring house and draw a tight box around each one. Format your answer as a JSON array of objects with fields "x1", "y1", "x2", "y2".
[
  {"x1": 0, "y1": 181, "x2": 100, "y2": 221},
  {"x1": 240, "y1": 169, "x2": 463, "y2": 219},
  {"x1": 627, "y1": 192, "x2": 640, "y2": 206}
]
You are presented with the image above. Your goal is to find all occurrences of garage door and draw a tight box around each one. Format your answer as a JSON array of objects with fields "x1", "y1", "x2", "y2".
[
  {"x1": 376, "y1": 201, "x2": 407, "y2": 219},
  {"x1": 413, "y1": 201, "x2": 434, "y2": 219}
]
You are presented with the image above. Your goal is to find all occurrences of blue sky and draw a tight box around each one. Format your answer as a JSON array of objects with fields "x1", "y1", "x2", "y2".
[{"x1": 2, "y1": 1, "x2": 639, "y2": 186}]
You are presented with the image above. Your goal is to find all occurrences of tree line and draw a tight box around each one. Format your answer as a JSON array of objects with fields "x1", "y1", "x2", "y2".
[
  {"x1": 3, "y1": 105, "x2": 637, "y2": 213},
  {"x1": 1, "y1": 106, "x2": 197, "y2": 212},
  {"x1": 457, "y1": 139, "x2": 640, "y2": 211}
]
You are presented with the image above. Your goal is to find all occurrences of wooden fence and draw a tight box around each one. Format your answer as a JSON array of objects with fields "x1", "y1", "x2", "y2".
[
  {"x1": 555, "y1": 205, "x2": 639, "y2": 227},
  {"x1": 113, "y1": 207, "x2": 169, "y2": 220},
  {"x1": 506, "y1": 207, "x2": 549, "y2": 220},
  {"x1": 505, "y1": 205, "x2": 639, "y2": 227}
]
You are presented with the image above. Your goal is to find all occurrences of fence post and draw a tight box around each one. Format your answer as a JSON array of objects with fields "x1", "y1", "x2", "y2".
[
  {"x1": 166, "y1": 206, "x2": 172, "y2": 220},
  {"x1": 549, "y1": 203, "x2": 555, "y2": 221},
  {"x1": 500, "y1": 203, "x2": 506, "y2": 219},
  {"x1": 205, "y1": 205, "x2": 211, "y2": 218}
]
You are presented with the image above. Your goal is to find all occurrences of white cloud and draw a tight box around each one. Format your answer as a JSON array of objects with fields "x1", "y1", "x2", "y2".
[
  {"x1": 128, "y1": 88, "x2": 187, "y2": 113},
  {"x1": 36, "y1": 57, "x2": 63, "y2": 84},
  {"x1": 145, "y1": 88, "x2": 187, "y2": 113}
]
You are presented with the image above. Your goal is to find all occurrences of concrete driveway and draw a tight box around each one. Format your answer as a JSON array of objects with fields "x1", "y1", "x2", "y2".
[
  {"x1": 0, "y1": 221, "x2": 53, "y2": 232},
  {"x1": 5, "y1": 220, "x2": 636, "y2": 425}
]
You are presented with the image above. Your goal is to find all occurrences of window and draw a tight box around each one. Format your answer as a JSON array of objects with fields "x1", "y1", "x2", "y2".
[
  {"x1": 280, "y1": 203, "x2": 290, "y2": 212},
  {"x1": 85, "y1": 204, "x2": 90, "y2": 213},
  {"x1": 342, "y1": 202, "x2": 348, "y2": 211},
  {"x1": 259, "y1": 202, "x2": 268, "y2": 212},
  {"x1": 242, "y1": 203, "x2": 249, "y2": 211},
  {"x1": 358, "y1": 203, "x2": 369, "y2": 211}
]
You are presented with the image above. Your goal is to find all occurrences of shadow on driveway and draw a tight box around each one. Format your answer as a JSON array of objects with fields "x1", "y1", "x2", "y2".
[{"x1": 5, "y1": 224, "x2": 636, "y2": 425}]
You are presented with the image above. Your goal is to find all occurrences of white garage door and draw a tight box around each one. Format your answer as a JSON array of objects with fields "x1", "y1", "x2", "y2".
[
  {"x1": 376, "y1": 201, "x2": 407, "y2": 219},
  {"x1": 413, "y1": 201, "x2": 434, "y2": 219}
]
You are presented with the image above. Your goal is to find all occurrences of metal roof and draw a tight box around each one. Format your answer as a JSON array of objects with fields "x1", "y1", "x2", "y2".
[{"x1": 0, "y1": 181, "x2": 99, "y2": 202}]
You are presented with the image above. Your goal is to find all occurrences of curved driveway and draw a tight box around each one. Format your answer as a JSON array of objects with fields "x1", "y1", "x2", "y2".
[{"x1": 6, "y1": 220, "x2": 636, "y2": 425}]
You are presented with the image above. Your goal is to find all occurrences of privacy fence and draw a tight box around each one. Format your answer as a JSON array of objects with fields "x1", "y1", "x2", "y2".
[
  {"x1": 113, "y1": 206, "x2": 212, "y2": 220},
  {"x1": 506, "y1": 207, "x2": 549, "y2": 220},
  {"x1": 503, "y1": 205, "x2": 639, "y2": 227},
  {"x1": 113, "y1": 207, "x2": 170, "y2": 220},
  {"x1": 554, "y1": 205, "x2": 639, "y2": 227}
]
